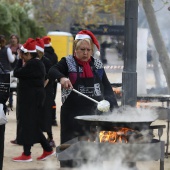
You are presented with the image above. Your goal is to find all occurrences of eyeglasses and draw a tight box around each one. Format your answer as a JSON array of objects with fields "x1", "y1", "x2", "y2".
[{"x1": 79, "y1": 48, "x2": 92, "y2": 52}]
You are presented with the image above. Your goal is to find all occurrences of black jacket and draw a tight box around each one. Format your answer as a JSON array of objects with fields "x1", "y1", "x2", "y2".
[
  {"x1": 44, "y1": 46, "x2": 58, "y2": 66},
  {"x1": 0, "y1": 47, "x2": 11, "y2": 71},
  {"x1": 14, "y1": 58, "x2": 45, "y2": 145}
]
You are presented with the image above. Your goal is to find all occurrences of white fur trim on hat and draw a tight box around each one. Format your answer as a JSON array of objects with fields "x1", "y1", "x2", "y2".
[
  {"x1": 75, "y1": 30, "x2": 100, "y2": 57},
  {"x1": 44, "y1": 43, "x2": 51, "y2": 47},
  {"x1": 36, "y1": 45, "x2": 44, "y2": 52},
  {"x1": 75, "y1": 34, "x2": 91, "y2": 40},
  {"x1": 20, "y1": 46, "x2": 36, "y2": 53}
]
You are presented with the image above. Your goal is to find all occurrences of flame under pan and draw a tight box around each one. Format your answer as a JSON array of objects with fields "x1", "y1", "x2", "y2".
[{"x1": 75, "y1": 115, "x2": 154, "y2": 130}]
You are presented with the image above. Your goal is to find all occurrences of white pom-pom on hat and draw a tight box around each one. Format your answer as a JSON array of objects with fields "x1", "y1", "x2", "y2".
[
  {"x1": 95, "y1": 50, "x2": 100, "y2": 57},
  {"x1": 75, "y1": 30, "x2": 100, "y2": 57}
]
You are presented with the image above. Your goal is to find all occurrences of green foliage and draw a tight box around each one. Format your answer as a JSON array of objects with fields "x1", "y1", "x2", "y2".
[
  {"x1": 0, "y1": 0, "x2": 125, "y2": 40},
  {"x1": 0, "y1": 3, "x2": 12, "y2": 25},
  {"x1": 0, "y1": 1, "x2": 46, "y2": 43}
]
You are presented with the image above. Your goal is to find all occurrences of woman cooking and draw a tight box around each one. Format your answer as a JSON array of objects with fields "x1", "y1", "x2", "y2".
[{"x1": 48, "y1": 30, "x2": 118, "y2": 167}]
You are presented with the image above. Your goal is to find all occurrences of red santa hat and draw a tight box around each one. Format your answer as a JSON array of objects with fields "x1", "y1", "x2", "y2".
[
  {"x1": 20, "y1": 38, "x2": 36, "y2": 53},
  {"x1": 42, "y1": 36, "x2": 51, "y2": 47},
  {"x1": 75, "y1": 30, "x2": 100, "y2": 57},
  {"x1": 35, "y1": 38, "x2": 44, "y2": 52}
]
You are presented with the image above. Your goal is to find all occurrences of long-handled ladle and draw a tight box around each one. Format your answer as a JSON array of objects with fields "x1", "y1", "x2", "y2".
[{"x1": 72, "y1": 88, "x2": 110, "y2": 112}]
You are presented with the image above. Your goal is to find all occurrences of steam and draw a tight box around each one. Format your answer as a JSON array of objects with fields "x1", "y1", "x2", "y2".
[
  {"x1": 110, "y1": 105, "x2": 158, "y2": 122},
  {"x1": 77, "y1": 106, "x2": 158, "y2": 122}
]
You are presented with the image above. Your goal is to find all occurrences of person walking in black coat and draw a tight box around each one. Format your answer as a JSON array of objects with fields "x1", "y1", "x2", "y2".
[
  {"x1": 12, "y1": 38, "x2": 55, "y2": 162},
  {"x1": 42, "y1": 36, "x2": 58, "y2": 126},
  {"x1": 35, "y1": 38, "x2": 56, "y2": 148}
]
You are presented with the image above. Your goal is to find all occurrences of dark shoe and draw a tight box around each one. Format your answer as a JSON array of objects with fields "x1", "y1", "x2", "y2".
[
  {"x1": 52, "y1": 120, "x2": 58, "y2": 126},
  {"x1": 48, "y1": 139, "x2": 56, "y2": 148},
  {"x1": 10, "y1": 139, "x2": 18, "y2": 145},
  {"x1": 7, "y1": 103, "x2": 13, "y2": 111}
]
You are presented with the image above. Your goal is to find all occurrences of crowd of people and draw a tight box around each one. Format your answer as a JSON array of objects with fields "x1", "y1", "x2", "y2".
[
  {"x1": 0, "y1": 30, "x2": 118, "y2": 169},
  {"x1": 0, "y1": 34, "x2": 59, "y2": 167}
]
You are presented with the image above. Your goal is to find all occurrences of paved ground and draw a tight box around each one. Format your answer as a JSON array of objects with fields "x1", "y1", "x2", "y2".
[{"x1": 3, "y1": 48, "x2": 170, "y2": 170}]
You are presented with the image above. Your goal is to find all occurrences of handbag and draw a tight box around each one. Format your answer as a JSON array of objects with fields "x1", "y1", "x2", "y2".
[
  {"x1": 0, "y1": 103, "x2": 7, "y2": 125},
  {"x1": 0, "y1": 72, "x2": 10, "y2": 104}
]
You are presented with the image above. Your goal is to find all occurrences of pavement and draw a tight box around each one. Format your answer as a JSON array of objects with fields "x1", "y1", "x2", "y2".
[{"x1": 3, "y1": 48, "x2": 170, "y2": 170}]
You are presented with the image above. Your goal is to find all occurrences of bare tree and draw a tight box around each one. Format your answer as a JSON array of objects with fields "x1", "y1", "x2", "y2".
[{"x1": 142, "y1": 0, "x2": 170, "y2": 93}]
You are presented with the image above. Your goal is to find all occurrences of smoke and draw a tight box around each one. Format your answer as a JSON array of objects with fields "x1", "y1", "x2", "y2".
[
  {"x1": 79, "y1": 159, "x2": 131, "y2": 170},
  {"x1": 138, "y1": 0, "x2": 170, "y2": 92},
  {"x1": 63, "y1": 137, "x2": 162, "y2": 170},
  {"x1": 43, "y1": 159, "x2": 59, "y2": 170},
  {"x1": 139, "y1": 0, "x2": 170, "y2": 44},
  {"x1": 55, "y1": 106, "x2": 162, "y2": 170}
]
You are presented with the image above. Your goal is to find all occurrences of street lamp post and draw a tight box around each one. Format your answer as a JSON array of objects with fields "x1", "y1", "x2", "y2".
[{"x1": 122, "y1": 0, "x2": 138, "y2": 107}]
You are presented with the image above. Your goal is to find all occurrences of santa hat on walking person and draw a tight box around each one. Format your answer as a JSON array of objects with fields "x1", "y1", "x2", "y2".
[
  {"x1": 35, "y1": 38, "x2": 44, "y2": 52},
  {"x1": 75, "y1": 30, "x2": 100, "y2": 57},
  {"x1": 42, "y1": 36, "x2": 52, "y2": 47},
  {"x1": 20, "y1": 38, "x2": 36, "y2": 53}
]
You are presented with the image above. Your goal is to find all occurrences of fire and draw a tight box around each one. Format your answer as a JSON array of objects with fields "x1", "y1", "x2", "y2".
[
  {"x1": 136, "y1": 102, "x2": 140, "y2": 108},
  {"x1": 112, "y1": 87, "x2": 122, "y2": 98},
  {"x1": 99, "y1": 128, "x2": 134, "y2": 143},
  {"x1": 136, "y1": 101, "x2": 150, "y2": 108}
]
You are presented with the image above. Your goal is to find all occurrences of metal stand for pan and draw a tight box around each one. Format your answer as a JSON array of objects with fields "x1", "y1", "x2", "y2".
[
  {"x1": 56, "y1": 121, "x2": 166, "y2": 170},
  {"x1": 56, "y1": 137, "x2": 165, "y2": 170}
]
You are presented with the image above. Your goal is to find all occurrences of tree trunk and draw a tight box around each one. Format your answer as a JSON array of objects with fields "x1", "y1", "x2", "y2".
[
  {"x1": 142, "y1": 0, "x2": 170, "y2": 93},
  {"x1": 152, "y1": 50, "x2": 162, "y2": 88}
]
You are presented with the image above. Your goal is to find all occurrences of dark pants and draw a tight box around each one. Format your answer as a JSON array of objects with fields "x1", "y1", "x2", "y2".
[
  {"x1": 24, "y1": 129, "x2": 52, "y2": 156},
  {"x1": 9, "y1": 92, "x2": 13, "y2": 108},
  {"x1": 0, "y1": 124, "x2": 5, "y2": 170},
  {"x1": 52, "y1": 82, "x2": 57, "y2": 121}
]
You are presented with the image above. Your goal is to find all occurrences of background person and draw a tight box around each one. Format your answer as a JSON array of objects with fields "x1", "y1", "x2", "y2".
[
  {"x1": 0, "y1": 35, "x2": 15, "y2": 72},
  {"x1": 0, "y1": 102, "x2": 8, "y2": 170},
  {"x1": 0, "y1": 34, "x2": 14, "y2": 170},
  {"x1": 7, "y1": 34, "x2": 22, "y2": 109},
  {"x1": 100, "y1": 36, "x2": 112, "y2": 64},
  {"x1": 12, "y1": 38, "x2": 55, "y2": 162},
  {"x1": 42, "y1": 36, "x2": 58, "y2": 126},
  {"x1": 35, "y1": 37, "x2": 56, "y2": 148},
  {"x1": 48, "y1": 30, "x2": 118, "y2": 168},
  {"x1": 7, "y1": 34, "x2": 22, "y2": 69},
  {"x1": 0, "y1": 122, "x2": 5, "y2": 170}
]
